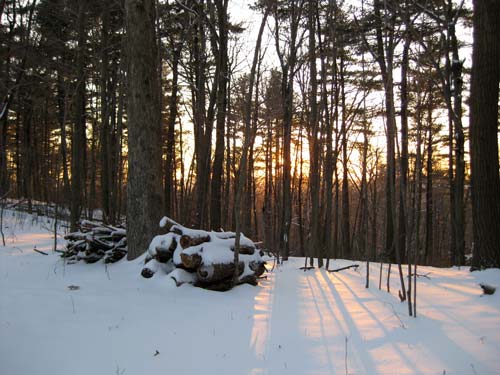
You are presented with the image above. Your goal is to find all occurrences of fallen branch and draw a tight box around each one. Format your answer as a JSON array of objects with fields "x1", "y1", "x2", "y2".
[
  {"x1": 299, "y1": 266, "x2": 315, "y2": 271},
  {"x1": 34, "y1": 248, "x2": 49, "y2": 256},
  {"x1": 328, "y1": 264, "x2": 359, "y2": 273}
]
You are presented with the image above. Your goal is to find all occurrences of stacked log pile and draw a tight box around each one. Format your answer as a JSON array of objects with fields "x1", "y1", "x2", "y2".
[
  {"x1": 143, "y1": 218, "x2": 267, "y2": 291},
  {"x1": 61, "y1": 220, "x2": 127, "y2": 264},
  {"x1": 61, "y1": 217, "x2": 267, "y2": 291}
]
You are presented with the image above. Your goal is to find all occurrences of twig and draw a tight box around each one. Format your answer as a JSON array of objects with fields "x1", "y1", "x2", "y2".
[
  {"x1": 34, "y1": 248, "x2": 49, "y2": 256},
  {"x1": 269, "y1": 253, "x2": 277, "y2": 272},
  {"x1": 408, "y1": 272, "x2": 431, "y2": 279},
  {"x1": 0, "y1": 192, "x2": 8, "y2": 246}
]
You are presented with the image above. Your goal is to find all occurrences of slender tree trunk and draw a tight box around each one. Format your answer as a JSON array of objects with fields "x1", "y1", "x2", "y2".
[
  {"x1": 297, "y1": 123, "x2": 305, "y2": 257},
  {"x1": 100, "y1": 1, "x2": 111, "y2": 223},
  {"x1": 21, "y1": 97, "x2": 33, "y2": 209},
  {"x1": 56, "y1": 71, "x2": 70, "y2": 206},
  {"x1": 401, "y1": 23, "x2": 411, "y2": 312},
  {"x1": 165, "y1": 46, "x2": 180, "y2": 217},
  {"x1": 425, "y1": 92, "x2": 434, "y2": 265},
  {"x1": 340, "y1": 57, "x2": 350, "y2": 260},
  {"x1": 399, "y1": 33, "x2": 410, "y2": 265}
]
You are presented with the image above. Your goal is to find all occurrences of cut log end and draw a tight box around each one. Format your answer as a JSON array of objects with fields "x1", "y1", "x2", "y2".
[
  {"x1": 141, "y1": 268, "x2": 155, "y2": 279},
  {"x1": 180, "y1": 252, "x2": 202, "y2": 270},
  {"x1": 480, "y1": 283, "x2": 496, "y2": 295}
]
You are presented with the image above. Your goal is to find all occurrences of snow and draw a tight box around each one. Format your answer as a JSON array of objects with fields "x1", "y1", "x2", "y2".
[
  {"x1": 1, "y1": 210, "x2": 500, "y2": 375},
  {"x1": 159, "y1": 216, "x2": 169, "y2": 228},
  {"x1": 147, "y1": 232, "x2": 176, "y2": 256},
  {"x1": 169, "y1": 268, "x2": 198, "y2": 285}
]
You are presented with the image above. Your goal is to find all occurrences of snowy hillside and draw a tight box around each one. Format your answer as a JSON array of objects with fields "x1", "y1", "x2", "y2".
[{"x1": 1, "y1": 210, "x2": 499, "y2": 375}]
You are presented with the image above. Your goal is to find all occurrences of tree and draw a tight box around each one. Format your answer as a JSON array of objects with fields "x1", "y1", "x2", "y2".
[
  {"x1": 234, "y1": 7, "x2": 269, "y2": 283},
  {"x1": 210, "y1": 0, "x2": 230, "y2": 231},
  {"x1": 69, "y1": 0, "x2": 87, "y2": 232},
  {"x1": 469, "y1": 0, "x2": 500, "y2": 270},
  {"x1": 125, "y1": 0, "x2": 163, "y2": 260}
]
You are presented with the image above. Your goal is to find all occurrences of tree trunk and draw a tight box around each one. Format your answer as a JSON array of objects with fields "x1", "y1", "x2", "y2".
[
  {"x1": 70, "y1": 0, "x2": 87, "y2": 232},
  {"x1": 308, "y1": 0, "x2": 322, "y2": 267},
  {"x1": 192, "y1": 2, "x2": 211, "y2": 228},
  {"x1": 125, "y1": 0, "x2": 163, "y2": 260},
  {"x1": 446, "y1": 0, "x2": 465, "y2": 266},
  {"x1": 100, "y1": 1, "x2": 111, "y2": 223},
  {"x1": 210, "y1": 0, "x2": 229, "y2": 231},
  {"x1": 340, "y1": 57, "x2": 350, "y2": 260},
  {"x1": 469, "y1": 0, "x2": 500, "y2": 270}
]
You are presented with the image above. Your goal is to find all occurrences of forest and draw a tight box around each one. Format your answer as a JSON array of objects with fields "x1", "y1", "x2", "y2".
[
  {"x1": 1, "y1": 0, "x2": 499, "y2": 274},
  {"x1": 1, "y1": 1, "x2": 500, "y2": 374}
]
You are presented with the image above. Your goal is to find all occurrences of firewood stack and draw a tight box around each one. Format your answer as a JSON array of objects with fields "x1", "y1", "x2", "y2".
[
  {"x1": 61, "y1": 217, "x2": 267, "y2": 291},
  {"x1": 61, "y1": 220, "x2": 127, "y2": 264},
  {"x1": 142, "y1": 217, "x2": 267, "y2": 291}
]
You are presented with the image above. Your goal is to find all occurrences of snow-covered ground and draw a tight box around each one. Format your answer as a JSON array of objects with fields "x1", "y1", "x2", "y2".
[{"x1": 1, "y1": 210, "x2": 499, "y2": 375}]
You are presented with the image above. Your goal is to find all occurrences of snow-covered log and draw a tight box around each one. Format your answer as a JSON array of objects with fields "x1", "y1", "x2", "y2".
[
  {"x1": 230, "y1": 244, "x2": 255, "y2": 255},
  {"x1": 144, "y1": 216, "x2": 268, "y2": 291},
  {"x1": 196, "y1": 261, "x2": 245, "y2": 283}
]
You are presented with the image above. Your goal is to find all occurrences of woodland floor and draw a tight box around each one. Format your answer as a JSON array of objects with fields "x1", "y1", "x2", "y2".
[{"x1": 1, "y1": 210, "x2": 500, "y2": 375}]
